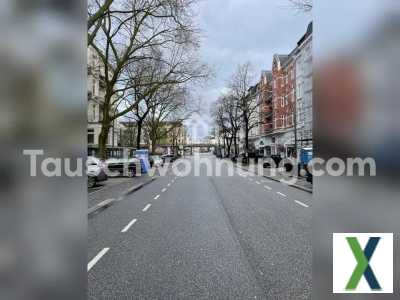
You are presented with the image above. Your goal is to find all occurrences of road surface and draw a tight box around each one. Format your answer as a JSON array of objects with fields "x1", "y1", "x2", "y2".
[{"x1": 88, "y1": 154, "x2": 311, "y2": 299}]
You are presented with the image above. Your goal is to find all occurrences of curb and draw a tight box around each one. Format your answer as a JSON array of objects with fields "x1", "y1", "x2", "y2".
[
  {"x1": 236, "y1": 165, "x2": 313, "y2": 194},
  {"x1": 88, "y1": 198, "x2": 115, "y2": 217},
  {"x1": 123, "y1": 177, "x2": 157, "y2": 196},
  {"x1": 261, "y1": 174, "x2": 313, "y2": 193},
  {"x1": 88, "y1": 177, "x2": 157, "y2": 217}
]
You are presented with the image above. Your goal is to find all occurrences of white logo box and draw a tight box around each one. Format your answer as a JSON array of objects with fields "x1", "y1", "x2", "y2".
[{"x1": 332, "y1": 233, "x2": 393, "y2": 294}]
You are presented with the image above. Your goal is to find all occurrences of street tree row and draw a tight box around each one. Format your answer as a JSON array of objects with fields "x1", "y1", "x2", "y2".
[
  {"x1": 212, "y1": 62, "x2": 260, "y2": 158},
  {"x1": 88, "y1": 0, "x2": 208, "y2": 159}
]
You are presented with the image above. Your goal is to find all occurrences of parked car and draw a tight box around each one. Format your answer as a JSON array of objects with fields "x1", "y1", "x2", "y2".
[
  {"x1": 105, "y1": 157, "x2": 140, "y2": 177},
  {"x1": 150, "y1": 155, "x2": 163, "y2": 167},
  {"x1": 87, "y1": 156, "x2": 107, "y2": 188}
]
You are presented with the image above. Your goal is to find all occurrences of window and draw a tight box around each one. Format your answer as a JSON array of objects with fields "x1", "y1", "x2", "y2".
[
  {"x1": 99, "y1": 104, "x2": 104, "y2": 121},
  {"x1": 92, "y1": 104, "x2": 96, "y2": 121},
  {"x1": 88, "y1": 129, "x2": 94, "y2": 144},
  {"x1": 92, "y1": 78, "x2": 96, "y2": 95},
  {"x1": 287, "y1": 115, "x2": 294, "y2": 127}
]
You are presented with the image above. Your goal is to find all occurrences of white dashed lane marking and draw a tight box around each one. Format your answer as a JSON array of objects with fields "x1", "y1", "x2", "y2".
[
  {"x1": 121, "y1": 219, "x2": 137, "y2": 233},
  {"x1": 276, "y1": 192, "x2": 287, "y2": 197},
  {"x1": 255, "y1": 181, "x2": 261, "y2": 185},
  {"x1": 88, "y1": 248, "x2": 110, "y2": 272},
  {"x1": 154, "y1": 194, "x2": 160, "y2": 200},
  {"x1": 264, "y1": 185, "x2": 272, "y2": 190},
  {"x1": 161, "y1": 188, "x2": 167, "y2": 192},
  {"x1": 294, "y1": 200, "x2": 309, "y2": 208},
  {"x1": 142, "y1": 204, "x2": 152, "y2": 212}
]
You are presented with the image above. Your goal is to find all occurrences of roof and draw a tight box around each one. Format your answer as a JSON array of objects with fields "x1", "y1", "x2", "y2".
[
  {"x1": 261, "y1": 70, "x2": 273, "y2": 82},
  {"x1": 276, "y1": 54, "x2": 289, "y2": 66},
  {"x1": 297, "y1": 22, "x2": 313, "y2": 46}
]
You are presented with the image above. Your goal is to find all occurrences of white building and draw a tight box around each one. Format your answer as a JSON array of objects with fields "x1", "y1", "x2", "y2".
[
  {"x1": 295, "y1": 22, "x2": 313, "y2": 153},
  {"x1": 87, "y1": 47, "x2": 122, "y2": 157}
]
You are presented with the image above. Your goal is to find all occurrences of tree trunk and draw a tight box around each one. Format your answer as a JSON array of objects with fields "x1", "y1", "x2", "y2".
[
  {"x1": 98, "y1": 125, "x2": 110, "y2": 160},
  {"x1": 244, "y1": 117, "x2": 249, "y2": 155},
  {"x1": 226, "y1": 137, "x2": 231, "y2": 157},
  {"x1": 245, "y1": 126, "x2": 249, "y2": 155},
  {"x1": 223, "y1": 135, "x2": 227, "y2": 157},
  {"x1": 136, "y1": 120, "x2": 143, "y2": 149},
  {"x1": 233, "y1": 132, "x2": 238, "y2": 156},
  {"x1": 151, "y1": 132, "x2": 158, "y2": 154}
]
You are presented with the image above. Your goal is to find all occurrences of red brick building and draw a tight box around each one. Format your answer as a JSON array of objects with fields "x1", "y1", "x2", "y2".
[
  {"x1": 256, "y1": 71, "x2": 274, "y2": 156},
  {"x1": 270, "y1": 53, "x2": 296, "y2": 157},
  {"x1": 259, "y1": 71, "x2": 273, "y2": 135}
]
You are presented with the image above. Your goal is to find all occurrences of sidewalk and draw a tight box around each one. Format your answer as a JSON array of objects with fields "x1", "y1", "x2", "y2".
[{"x1": 236, "y1": 161, "x2": 313, "y2": 193}]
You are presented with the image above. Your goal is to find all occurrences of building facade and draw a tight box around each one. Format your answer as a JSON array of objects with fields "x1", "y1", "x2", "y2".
[
  {"x1": 257, "y1": 71, "x2": 274, "y2": 156},
  {"x1": 294, "y1": 22, "x2": 313, "y2": 153},
  {"x1": 214, "y1": 23, "x2": 312, "y2": 160},
  {"x1": 270, "y1": 53, "x2": 296, "y2": 158},
  {"x1": 156, "y1": 121, "x2": 187, "y2": 155},
  {"x1": 87, "y1": 47, "x2": 122, "y2": 157}
]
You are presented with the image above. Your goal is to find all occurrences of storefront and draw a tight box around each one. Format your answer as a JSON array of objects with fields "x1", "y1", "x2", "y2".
[
  {"x1": 256, "y1": 136, "x2": 273, "y2": 157},
  {"x1": 270, "y1": 130, "x2": 295, "y2": 158}
]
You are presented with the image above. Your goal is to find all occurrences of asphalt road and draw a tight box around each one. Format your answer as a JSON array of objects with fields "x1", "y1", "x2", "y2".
[{"x1": 88, "y1": 154, "x2": 311, "y2": 299}]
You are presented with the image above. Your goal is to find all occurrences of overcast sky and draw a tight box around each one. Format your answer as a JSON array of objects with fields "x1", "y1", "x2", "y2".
[{"x1": 187, "y1": 0, "x2": 311, "y2": 141}]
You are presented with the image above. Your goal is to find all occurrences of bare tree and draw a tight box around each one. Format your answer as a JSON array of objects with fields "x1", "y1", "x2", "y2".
[
  {"x1": 241, "y1": 84, "x2": 260, "y2": 157},
  {"x1": 125, "y1": 52, "x2": 168, "y2": 149},
  {"x1": 212, "y1": 97, "x2": 234, "y2": 157},
  {"x1": 88, "y1": 0, "x2": 114, "y2": 44},
  {"x1": 125, "y1": 44, "x2": 206, "y2": 150},
  {"x1": 143, "y1": 84, "x2": 193, "y2": 154},
  {"x1": 287, "y1": 0, "x2": 313, "y2": 12},
  {"x1": 88, "y1": 0, "x2": 205, "y2": 159},
  {"x1": 220, "y1": 94, "x2": 242, "y2": 157},
  {"x1": 229, "y1": 62, "x2": 258, "y2": 157}
]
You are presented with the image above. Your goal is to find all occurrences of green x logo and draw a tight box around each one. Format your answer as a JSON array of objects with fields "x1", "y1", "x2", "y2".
[{"x1": 346, "y1": 237, "x2": 381, "y2": 291}]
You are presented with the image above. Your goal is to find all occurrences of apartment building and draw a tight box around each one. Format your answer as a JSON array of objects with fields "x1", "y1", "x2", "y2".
[
  {"x1": 87, "y1": 47, "x2": 122, "y2": 157},
  {"x1": 295, "y1": 22, "x2": 313, "y2": 153},
  {"x1": 270, "y1": 53, "x2": 296, "y2": 158}
]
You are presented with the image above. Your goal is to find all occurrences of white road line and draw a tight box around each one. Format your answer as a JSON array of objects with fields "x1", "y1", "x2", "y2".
[
  {"x1": 154, "y1": 194, "x2": 160, "y2": 200},
  {"x1": 142, "y1": 204, "x2": 152, "y2": 212},
  {"x1": 167, "y1": 183, "x2": 171, "y2": 187},
  {"x1": 264, "y1": 185, "x2": 272, "y2": 190},
  {"x1": 171, "y1": 180, "x2": 175, "y2": 183},
  {"x1": 255, "y1": 181, "x2": 261, "y2": 185},
  {"x1": 294, "y1": 200, "x2": 309, "y2": 208},
  {"x1": 88, "y1": 248, "x2": 110, "y2": 272},
  {"x1": 276, "y1": 192, "x2": 287, "y2": 197},
  {"x1": 161, "y1": 188, "x2": 167, "y2": 192},
  {"x1": 121, "y1": 219, "x2": 137, "y2": 233},
  {"x1": 248, "y1": 178, "x2": 253, "y2": 182}
]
